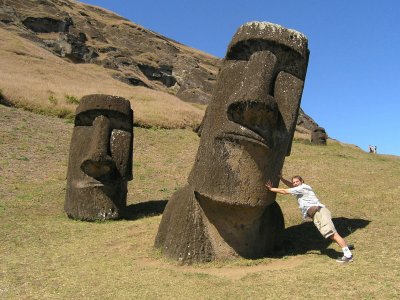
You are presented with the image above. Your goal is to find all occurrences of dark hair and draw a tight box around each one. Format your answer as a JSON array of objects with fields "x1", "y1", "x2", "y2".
[{"x1": 291, "y1": 175, "x2": 304, "y2": 183}]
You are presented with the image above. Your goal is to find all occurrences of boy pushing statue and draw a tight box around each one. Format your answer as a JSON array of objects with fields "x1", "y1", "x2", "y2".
[{"x1": 265, "y1": 174, "x2": 354, "y2": 263}]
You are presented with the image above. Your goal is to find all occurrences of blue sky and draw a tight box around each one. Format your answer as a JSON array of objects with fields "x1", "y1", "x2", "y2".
[{"x1": 81, "y1": 0, "x2": 399, "y2": 156}]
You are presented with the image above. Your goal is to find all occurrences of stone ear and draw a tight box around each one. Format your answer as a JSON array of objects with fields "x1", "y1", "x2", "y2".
[{"x1": 274, "y1": 71, "x2": 304, "y2": 156}]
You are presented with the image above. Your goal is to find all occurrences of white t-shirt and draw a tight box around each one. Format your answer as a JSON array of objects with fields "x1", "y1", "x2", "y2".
[{"x1": 288, "y1": 183, "x2": 325, "y2": 219}]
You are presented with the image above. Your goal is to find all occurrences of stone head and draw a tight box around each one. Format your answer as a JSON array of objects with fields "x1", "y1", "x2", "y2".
[
  {"x1": 189, "y1": 22, "x2": 309, "y2": 207},
  {"x1": 65, "y1": 94, "x2": 133, "y2": 220},
  {"x1": 311, "y1": 126, "x2": 327, "y2": 145}
]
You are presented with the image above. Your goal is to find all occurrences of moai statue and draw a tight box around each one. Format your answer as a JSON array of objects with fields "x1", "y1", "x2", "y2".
[
  {"x1": 155, "y1": 22, "x2": 309, "y2": 263},
  {"x1": 65, "y1": 94, "x2": 134, "y2": 221},
  {"x1": 311, "y1": 126, "x2": 327, "y2": 145}
]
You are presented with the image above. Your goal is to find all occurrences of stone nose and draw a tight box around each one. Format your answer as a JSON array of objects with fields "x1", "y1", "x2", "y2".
[
  {"x1": 227, "y1": 50, "x2": 279, "y2": 146},
  {"x1": 80, "y1": 115, "x2": 116, "y2": 178},
  {"x1": 237, "y1": 50, "x2": 278, "y2": 101}
]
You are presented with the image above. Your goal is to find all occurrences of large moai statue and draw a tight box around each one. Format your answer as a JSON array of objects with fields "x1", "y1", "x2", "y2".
[
  {"x1": 65, "y1": 94, "x2": 134, "y2": 221},
  {"x1": 311, "y1": 126, "x2": 328, "y2": 145},
  {"x1": 155, "y1": 21, "x2": 309, "y2": 263}
]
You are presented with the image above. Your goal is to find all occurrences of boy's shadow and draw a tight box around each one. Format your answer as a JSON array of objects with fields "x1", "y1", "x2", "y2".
[
  {"x1": 280, "y1": 217, "x2": 370, "y2": 258},
  {"x1": 121, "y1": 200, "x2": 168, "y2": 220}
]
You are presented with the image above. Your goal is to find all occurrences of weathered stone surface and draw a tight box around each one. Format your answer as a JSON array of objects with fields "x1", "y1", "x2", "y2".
[
  {"x1": 22, "y1": 16, "x2": 73, "y2": 33},
  {"x1": 138, "y1": 64, "x2": 177, "y2": 87},
  {"x1": 311, "y1": 126, "x2": 328, "y2": 145},
  {"x1": 155, "y1": 21, "x2": 310, "y2": 263},
  {"x1": 64, "y1": 94, "x2": 134, "y2": 221},
  {"x1": 0, "y1": 5, "x2": 17, "y2": 24}
]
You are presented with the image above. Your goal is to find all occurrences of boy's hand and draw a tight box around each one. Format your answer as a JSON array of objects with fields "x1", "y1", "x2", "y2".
[{"x1": 265, "y1": 181, "x2": 273, "y2": 190}]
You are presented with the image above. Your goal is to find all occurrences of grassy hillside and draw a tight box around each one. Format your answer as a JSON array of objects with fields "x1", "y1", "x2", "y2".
[
  {"x1": 0, "y1": 27, "x2": 205, "y2": 130},
  {"x1": 1, "y1": 104, "x2": 399, "y2": 299}
]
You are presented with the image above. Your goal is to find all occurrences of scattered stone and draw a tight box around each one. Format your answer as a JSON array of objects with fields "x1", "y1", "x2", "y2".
[{"x1": 138, "y1": 64, "x2": 177, "y2": 87}]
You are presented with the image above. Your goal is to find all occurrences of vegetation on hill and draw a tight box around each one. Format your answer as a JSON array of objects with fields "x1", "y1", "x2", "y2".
[
  {"x1": 0, "y1": 26, "x2": 205, "y2": 130},
  {"x1": 1, "y1": 104, "x2": 399, "y2": 299}
]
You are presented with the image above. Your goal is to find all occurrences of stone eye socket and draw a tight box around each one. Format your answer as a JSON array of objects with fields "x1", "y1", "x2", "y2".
[
  {"x1": 226, "y1": 40, "x2": 307, "y2": 80},
  {"x1": 228, "y1": 101, "x2": 278, "y2": 127},
  {"x1": 227, "y1": 100, "x2": 283, "y2": 147}
]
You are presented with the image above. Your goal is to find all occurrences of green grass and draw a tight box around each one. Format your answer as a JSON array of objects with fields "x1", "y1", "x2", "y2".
[
  {"x1": 6, "y1": 98, "x2": 75, "y2": 120},
  {"x1": 0, "y1": 104, "x2": 399, "y2": 299},
  {"x1": 48, "y1": 94, "x2": 58, "y2": 105},
  {"x1": 64, "y1": 94, "x2": 79, "y2": 105}
]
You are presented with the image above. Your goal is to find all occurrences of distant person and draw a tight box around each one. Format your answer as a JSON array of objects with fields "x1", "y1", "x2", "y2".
[
  {"x1": 368, "y1": 145, "x2": 373, "y2": 153},
  {"x1": 374, "y1": 146, "x2": 377, "y2": 154},
  {"x1": 265, "y1": 174, "x2": 354, "y2": 263}
]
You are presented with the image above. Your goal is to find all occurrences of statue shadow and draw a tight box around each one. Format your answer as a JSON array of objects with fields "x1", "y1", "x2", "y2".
[
  {"x1": 278, "y1": 217, "x2": 370, "y2": 258},
  {"x1": 121, "y1": 200, "x2": 168, "y2": 221}
]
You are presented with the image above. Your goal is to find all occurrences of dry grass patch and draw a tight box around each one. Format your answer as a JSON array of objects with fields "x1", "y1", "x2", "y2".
[{"x1": 0, "y1": 27, "x2": 204, "y2": 129}]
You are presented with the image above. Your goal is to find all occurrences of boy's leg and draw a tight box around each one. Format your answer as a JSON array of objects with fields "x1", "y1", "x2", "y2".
[
  {"x1": 313, "y1": 208, "x2": 353, "y2": 261},
  {"x1": 313, "y1": 207, "x2": 337, "y2": 239},
  {"x1": 329, "y1": 232, "x2": 347, "y2": 248}
]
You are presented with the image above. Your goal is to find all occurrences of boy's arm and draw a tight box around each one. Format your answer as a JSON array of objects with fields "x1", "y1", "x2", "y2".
[
  {"x1": 265, "y1": 181, "x2": 291, "y2": 195},
  {"x1": 278, "y1": 173, "x2": 294, "y2": 188}
]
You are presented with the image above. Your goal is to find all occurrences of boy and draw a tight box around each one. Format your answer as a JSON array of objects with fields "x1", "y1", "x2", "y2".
[{"x1": 265, "y1": 175, "x2": 353, "y2": 263}]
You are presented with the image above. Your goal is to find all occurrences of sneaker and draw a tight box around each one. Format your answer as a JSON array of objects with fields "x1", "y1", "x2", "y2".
[{"x1": 336, "y1": 255, "x2": 353, "y2": 263}]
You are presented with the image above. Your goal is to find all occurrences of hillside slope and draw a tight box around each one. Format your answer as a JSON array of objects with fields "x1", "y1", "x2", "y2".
[
  {"x1": 0, "y1": 0, "x2": 220, "y2": 103},
  {"x1": 0, "y1": 104, "x2": 399, "y2": 298},
  {"x1": 0, "y1": 25, "x2": 204, "y2": 129},
  {"x1": 0, "y1": 0, "x2": 319, "y2": 133}
]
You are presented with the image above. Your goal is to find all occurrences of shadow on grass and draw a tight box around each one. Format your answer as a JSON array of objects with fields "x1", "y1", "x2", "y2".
[
  {"x1": 121, "y1": 204, "x2": 369, "y2": 259},
  {"x1": 280, "y1": 217, "x2": 370, "y2": 258},
  {"x1": 121, "y1": 200, "x2": 167, "y2": 220}
]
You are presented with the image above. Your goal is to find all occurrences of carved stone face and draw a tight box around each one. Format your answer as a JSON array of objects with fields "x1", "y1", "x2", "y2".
[
  {"x1": 189, "y1": 22, "x2": 309, "y2": 207},
  {"x1": 311, "y1": 126, "x2": 327, "y2": 145},
  {"x1": 65, "y1": 94, "x2": 133, "y2": 220}
]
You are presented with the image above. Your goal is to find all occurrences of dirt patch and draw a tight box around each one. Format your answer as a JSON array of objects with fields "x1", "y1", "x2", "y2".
[{"x1": 135, "y1": 256, "x2": 306, "y2": 280}]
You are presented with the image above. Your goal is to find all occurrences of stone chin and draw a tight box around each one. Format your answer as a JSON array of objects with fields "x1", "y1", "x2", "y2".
[{"x1": 65, "y1": 181, "x2": 127, "y2": 221}]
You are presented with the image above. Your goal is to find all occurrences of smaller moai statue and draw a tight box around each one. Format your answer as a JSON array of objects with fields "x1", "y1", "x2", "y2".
[
  {"x1": 311, "y1": 126, "x2": 328, "y2": 145},
  {"x1": 65, "y1": 94, "x2": 134, "y2": 221}
]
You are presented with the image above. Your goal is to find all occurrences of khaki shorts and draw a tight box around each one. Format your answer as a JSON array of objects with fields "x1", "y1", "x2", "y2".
[{"x1": 313, "y1": 207, "x2": 337, "y2": 238}]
